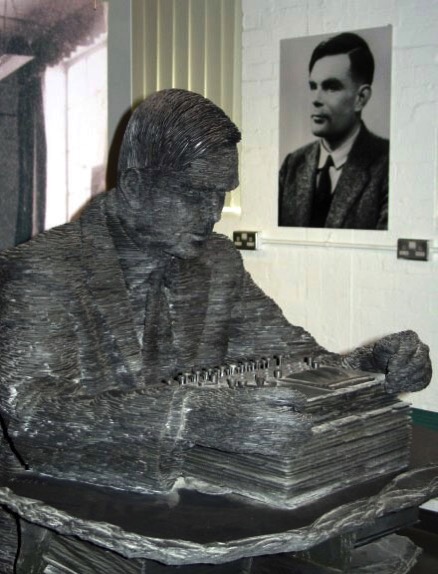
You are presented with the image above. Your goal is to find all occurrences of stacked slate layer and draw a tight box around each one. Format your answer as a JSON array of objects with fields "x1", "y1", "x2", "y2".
[{"x1": 182, "y1": 359, "x2": 412, "y2": 507}]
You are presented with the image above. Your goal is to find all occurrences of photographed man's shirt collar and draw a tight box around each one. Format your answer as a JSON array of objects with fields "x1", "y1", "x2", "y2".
[{"x1": 318, "y1": 123, "x2": 361, "y2": 170}]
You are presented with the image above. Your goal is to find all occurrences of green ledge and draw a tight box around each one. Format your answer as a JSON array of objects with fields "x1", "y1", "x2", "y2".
[{"x1": 412, "y1": 408, "x2": 438, "y2": 432}]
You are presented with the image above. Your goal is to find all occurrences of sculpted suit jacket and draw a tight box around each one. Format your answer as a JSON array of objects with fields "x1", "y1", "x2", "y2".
[
  {"x1": 278, "y1": 124, "x2": 389, "y2": 230},
  {"x1": 0, "y1": 191, "x2": 322, "y2": 491}
]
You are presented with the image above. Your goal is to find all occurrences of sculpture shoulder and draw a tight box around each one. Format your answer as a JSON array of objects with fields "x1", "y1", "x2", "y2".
[{"x1": 0, "y1": 221, "x2": 81, "y2": 285}]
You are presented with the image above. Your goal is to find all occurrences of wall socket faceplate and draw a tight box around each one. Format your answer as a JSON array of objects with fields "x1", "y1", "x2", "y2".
[
  {"x1": 397, "y1": 239, "x2": 429, "y2": 261},
  {"x1": 233, "y1": 231, "x2": 259, "y2": 250}
]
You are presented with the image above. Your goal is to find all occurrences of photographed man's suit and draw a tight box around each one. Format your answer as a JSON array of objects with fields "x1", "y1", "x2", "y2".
[{"x1": 278, "y1": 124, "x2": 389, "y2": 229}]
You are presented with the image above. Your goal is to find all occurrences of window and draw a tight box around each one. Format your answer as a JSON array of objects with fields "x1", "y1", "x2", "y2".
[{"x1": 44, "y1": 21, "x2": 108, "y2": 228}]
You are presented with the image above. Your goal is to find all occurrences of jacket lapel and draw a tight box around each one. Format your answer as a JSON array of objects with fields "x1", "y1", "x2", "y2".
[
  {"x1": 326, "y1": 125, "x2": 372, "y2": 227},
  {"x1": 164, "y1": 256, "x2": 212, "y2": 371},
  {"x1": 292, "y1": 144, "x2": 319, "y2": 226},
  {"x1": 80, "y1": 194, "x2": 143, "y2": 385}
]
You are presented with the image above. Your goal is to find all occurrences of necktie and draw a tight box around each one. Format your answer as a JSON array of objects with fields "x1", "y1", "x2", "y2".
[
  {"x1": 310, "y1": 155, "x2": 334, "y2": 227},
  {"x1": 142, "y1": 267, "x2": 175, "y2": 384}
]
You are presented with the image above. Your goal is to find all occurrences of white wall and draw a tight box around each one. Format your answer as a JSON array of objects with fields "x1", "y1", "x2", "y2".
[{"x1": 216, "y1": 0, "x2": 438, "y2": 412}]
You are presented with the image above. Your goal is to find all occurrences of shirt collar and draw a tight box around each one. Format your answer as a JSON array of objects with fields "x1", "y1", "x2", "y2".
[{"x1": 318, "y1": 123, "x2": 361, "y2": 170}]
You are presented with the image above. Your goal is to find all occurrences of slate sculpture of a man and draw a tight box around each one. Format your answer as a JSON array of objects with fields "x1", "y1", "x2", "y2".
[{"x1": 0, "y1": 89, "x2": 432, "y2": 496}]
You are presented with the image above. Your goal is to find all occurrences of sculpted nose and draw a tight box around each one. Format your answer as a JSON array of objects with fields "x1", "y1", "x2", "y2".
[
  {"x1": 210, "y1": 202, "x2": 220, "y2": 224},
  {"x1": 215, "y1": 197, "x2": 223, "y2": 219},
  {"x1": 199, "y1": 192, "x2": 225, "y2": 226},
  {"x1": 206, "y1": 194, "x2": 224, "y2": 223}
]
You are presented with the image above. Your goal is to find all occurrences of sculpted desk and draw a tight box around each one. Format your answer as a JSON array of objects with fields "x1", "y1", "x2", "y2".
[
  {"x1": 1, "y1": 366, "x2": 436, "y2": 573},
  {"x1": 1, "y1": 464, "x2": 437, "y2": 574}
]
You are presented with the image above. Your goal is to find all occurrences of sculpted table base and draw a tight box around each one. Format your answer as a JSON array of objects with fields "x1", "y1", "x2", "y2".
[{"x1": 1, "y1": 465, "x2": 437, "y2": 574}]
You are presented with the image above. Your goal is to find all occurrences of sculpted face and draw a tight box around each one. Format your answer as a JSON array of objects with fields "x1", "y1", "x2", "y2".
[
  {"x1": 120, "y1": 145, "x2": 239, "y2": 259},
  {"x1": 309, "y1": 54, "x2": 370, "y2": 148}
]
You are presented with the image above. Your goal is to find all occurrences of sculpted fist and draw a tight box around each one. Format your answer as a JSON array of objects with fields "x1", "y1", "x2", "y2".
[
  {"x1": 342, "y1": 330, "x2": 432, "y2": 394},
  {"x1": 371, "y1": 330, "x2": 432, "y2": 393}
]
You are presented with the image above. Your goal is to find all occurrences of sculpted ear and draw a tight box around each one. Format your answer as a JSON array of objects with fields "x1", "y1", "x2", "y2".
[
  {"x1": 118, "y1": 168, "x2": 147, "y2": 210},
  {"x1": 355, "y1": 85, "x2": 372, "y2": 112}
]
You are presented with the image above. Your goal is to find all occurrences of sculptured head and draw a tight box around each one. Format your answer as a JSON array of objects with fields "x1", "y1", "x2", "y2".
[{"x1": 116, "y1": 89, "x2": 241, "y2": 258}]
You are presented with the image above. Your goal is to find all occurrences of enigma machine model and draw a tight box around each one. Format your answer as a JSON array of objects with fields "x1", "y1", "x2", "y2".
[{"x1": 167, "y1": 355, "x2": 412, "y2": 508}]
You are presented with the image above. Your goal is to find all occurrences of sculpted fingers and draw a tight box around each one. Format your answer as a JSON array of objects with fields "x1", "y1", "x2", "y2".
[
  {"x1": 385, "y1": 339, "x2": 432, "y2": 393},
  {"x1": 374, "y1": 331, "x2": 431, "y2": 393}
]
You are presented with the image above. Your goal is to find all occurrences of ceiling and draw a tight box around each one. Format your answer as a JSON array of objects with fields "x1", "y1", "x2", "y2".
[{"x1": 0, "y1": 0, "x2": 97, "y2": 45}]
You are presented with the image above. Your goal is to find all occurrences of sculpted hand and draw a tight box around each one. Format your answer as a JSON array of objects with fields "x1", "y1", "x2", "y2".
[
  {"x1": 372, "y1": 330, "x2": 432, "y2": 393},
  {"x1": 344, "y1": 330, "x2": 432, "y2": 394}
]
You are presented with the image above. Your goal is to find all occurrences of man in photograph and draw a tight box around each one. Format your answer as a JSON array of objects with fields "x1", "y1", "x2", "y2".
[{"x1": 278, "y1": 32, "x2": 389, "y2": 229}]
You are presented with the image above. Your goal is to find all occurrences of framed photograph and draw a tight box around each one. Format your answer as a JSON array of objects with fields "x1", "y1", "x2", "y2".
[{"x1": 278, "y1": 26, "x2": 392, "y2": 230}]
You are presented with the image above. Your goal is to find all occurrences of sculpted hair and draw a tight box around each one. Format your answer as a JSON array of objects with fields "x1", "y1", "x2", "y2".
[
  {"x1": 309, "y1": 32, "x2": 375, "y2": 85},
  {"x1": 117, "y1": 89, "x2": 241, "y2": 176}
]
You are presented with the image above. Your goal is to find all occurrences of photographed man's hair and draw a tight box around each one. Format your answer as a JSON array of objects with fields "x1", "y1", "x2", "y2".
[
  {"x1": 118, "y1": 89, "x2": 241, "y2": 175},
  {"x1": 309, "y1": 32, "x2": 375, "y2": 85}
]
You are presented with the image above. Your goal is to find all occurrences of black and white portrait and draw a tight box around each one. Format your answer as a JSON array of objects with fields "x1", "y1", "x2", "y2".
[{"x1": 278, "y1": 26, "x2": 392, "y2": 230}]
